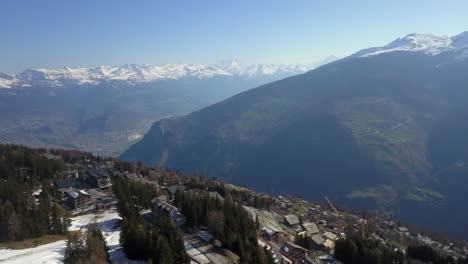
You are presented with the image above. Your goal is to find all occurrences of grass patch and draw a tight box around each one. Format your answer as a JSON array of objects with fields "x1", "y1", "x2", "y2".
[
  {"x1": 386, "y1": 240, "x2": 407, "y2": 250},
  {"x1": 0, "y1": 233, "x2": 75, "y2": 250},
  {"x1": 291, "y1": 201, "x2": 308, "y2": 215}
]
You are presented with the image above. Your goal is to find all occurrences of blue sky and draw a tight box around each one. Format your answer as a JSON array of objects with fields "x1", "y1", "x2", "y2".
[{"x1": 1, "y1": 0, "x2": 468, "y2": 73}]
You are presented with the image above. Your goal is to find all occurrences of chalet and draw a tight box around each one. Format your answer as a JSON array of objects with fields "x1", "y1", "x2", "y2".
[
  {"x1": 302, "y1": 222, "x2": 319, "y2": 235},
  {"x1": 281, "y1": 242, "x2": 308, "y2": 263},
  {"x1": 261, "y1": 226, "x2": 281, "y2": 242},
  {"x1": 323, "y1": 231, "x2": 338, "y2": 241},
  {"x1": 64, "y1": 170, "x2": 79, "y2": 179},
  {"x1": 284, "y1": 214, "x2": 300, "y2": 226},
  {"x1": 311, "y1": 234, "x2": 326, "y2": 251},
  {"x1": 295, "y1": 227, "x2": 307, "y2": 237},
  {"x1": 80, "y1": 169, "x2": 112, "y2": 190},
  {"x1": 66, "y1": 190, "x2": 94, "y2": 211},
  {"x1": 152, "y1": 198, "x2": 185, "y2": 226},
  {"x1": 323, "y1": 239, "x2": 335, "y2": 252}
]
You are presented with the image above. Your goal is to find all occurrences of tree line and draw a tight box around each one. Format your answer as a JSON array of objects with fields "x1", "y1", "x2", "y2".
[
  {"x1": 0, "y1": 145, "x2": 69, "y2": 242},
  {"x1": 184, "y1": 178, "x2": 274, "y2": 209},
  {"x1": 174, "y1": 190, "x2": 275, "y2": 264},
  {"x1": 64, "y1": 225, "x2": 110, "y2": 264},
  {"x1": 112, "y1": 176, "x2": 189, "y2": 263}
]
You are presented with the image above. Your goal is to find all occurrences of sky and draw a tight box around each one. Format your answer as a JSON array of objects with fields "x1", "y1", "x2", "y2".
[{"x1": 1, "y1": 0, "x2": 468, "y2": 73}]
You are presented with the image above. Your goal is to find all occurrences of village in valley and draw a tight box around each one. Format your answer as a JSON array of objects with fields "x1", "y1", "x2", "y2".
[
  {"x1": 7, "y1": 150, "x2": 461, "y2": 264},
  {"x1": 1, "y1": 147, "x2": 467, "y2": 264}
]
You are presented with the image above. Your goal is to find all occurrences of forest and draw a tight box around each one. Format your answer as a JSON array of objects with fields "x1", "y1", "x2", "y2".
[
  {"x1": 174, "y1": 189, "x2": 274, "y2": 264},
  {"x1": 112, "y1": 176, "x2": 189, "y2": 263},
  {"x1": 0, "y1": 145, "x2": 69, "y2": 243}
]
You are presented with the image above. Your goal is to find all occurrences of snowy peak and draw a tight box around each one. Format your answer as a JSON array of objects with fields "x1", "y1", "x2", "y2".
[
  {"x1": 452, "y1": 31, "x2": 468, "y2": 49},
  {"x1": 352, "y1": 31, "x2": 468, "y2": 58},
  {"x1": 0, "y1": 62, "x2": 310, "y2": 89}
]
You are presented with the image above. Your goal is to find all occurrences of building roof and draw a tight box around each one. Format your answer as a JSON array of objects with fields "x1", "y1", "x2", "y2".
[
  {"x1": 261, "y1": 226, "x2": 277, "y2": 236},
  {"x1": 302, "y1": 222, "x2": 319, "y2": 234},
  {"x1": 311, "y1": 234, "x2": 325, "y2": 245},
  {"x1": 66, "y1": 189, "x2": 90, "y2": 199},
  {"x1": 154, "y1": 200, "x2": 178, "y2": 213},
  {"x1": 198, "y1": 231, "x2": 214, "y2": 242},
  {"x1": 282, "y1": 242, "x2": 308, "y2": 252},
  {"x1": 323, "y1": 239, "x2": 335, "y2": 249},
  {"x1": 167, "y1": 185, "x2": 180, "y2": 195},
  {"x1": 56, "y1": 179, "x2": 90, "y2": 189},
  {"x1": 323, "y1": 231, "x2": 337, "y2": 240},
  {"x1": 208, "y1": 191, "x2": 224, "y2": 201},
  {"x1": 284, "y1": 214, "x2": 300, "y2": 226}
]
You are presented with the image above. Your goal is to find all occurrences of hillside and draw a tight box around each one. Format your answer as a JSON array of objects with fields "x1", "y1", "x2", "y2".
[
  {"x1": 1, "y1": 144, "x2": 466, "y2": 264},
  {"x1": 121, "y1": 32, "x2": 468, "y2": 239}
]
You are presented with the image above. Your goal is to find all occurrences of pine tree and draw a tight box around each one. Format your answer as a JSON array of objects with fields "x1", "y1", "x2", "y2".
[
  {"x1": 64, "y1": 232, "x2": 87, "y2": 264},
  {"x1": 7, "y1": 210, "x2": 21, "y2": 241}
]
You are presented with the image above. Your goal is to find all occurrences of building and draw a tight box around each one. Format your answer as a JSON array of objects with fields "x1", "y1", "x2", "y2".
[
  {"x1": 80, "y1": 169, "x2": 112, "y2": 190},
  {"x1": 323, "y1": 239, "x2": 336, "y2": 253},
  {"x1": 311, "y1": 234, "x2": 327, "y2": 251},
  {"x1": 64, "y1": 170, "x2": 79, "y2": 179},
  {"x1": 152, "y1": 198, "x2": 186, "y2": 226},
  {"x1": 66, "y1": 190, "x2": 94, "y2": 211},
  {"x1": 302, "y1": 222, "x2": 319, "y2": 235},
  {"x1": 323, "y1": 231, "x2": 338, "y2": 241},
  {"x1": 281, "y1": 242, "x2": 308, "y2": 263},
  {"x1": 261, "y1": 226, "x2": 281, "y2": 242},
  {"x1": 295, "y1": 226, "x2": 307, "y2": 237},
  {"x1": 284, "y1": 214, "x2": 300, "y2": 226}
]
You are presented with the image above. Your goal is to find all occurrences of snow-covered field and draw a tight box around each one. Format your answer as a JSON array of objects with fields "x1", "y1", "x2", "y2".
[
  {"x1": 0, "y1": 240, "x2": 66, "y2": 264},
  {"x1": 0, "y1": 209, "x2": 142, "y2": 264}
]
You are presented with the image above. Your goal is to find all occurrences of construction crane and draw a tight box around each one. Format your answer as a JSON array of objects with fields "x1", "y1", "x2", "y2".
[
  {"x1": 325, "y1": 196, "x2": 344, "y2": 233},
  {"x1": 361, "y1": 212, "x2": 391, "y2": 240}
]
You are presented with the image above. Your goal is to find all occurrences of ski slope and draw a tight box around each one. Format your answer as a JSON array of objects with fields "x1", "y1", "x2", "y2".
[{"x1": 0, "y1": 209, "x2": 142, "y2": 264}]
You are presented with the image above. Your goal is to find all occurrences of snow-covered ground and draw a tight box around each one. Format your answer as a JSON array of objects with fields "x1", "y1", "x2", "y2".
[
  {"x1": 0, "y1": 240, "x2": 66, "y2": 264},
  {"x1": 0, "y1": 209, "x2": 142, "y2": 264}
]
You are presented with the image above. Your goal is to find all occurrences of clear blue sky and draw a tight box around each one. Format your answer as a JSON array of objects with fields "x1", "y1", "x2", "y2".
[{"x1": 1, "y1": 0, "x2": 468, "y2": 73}]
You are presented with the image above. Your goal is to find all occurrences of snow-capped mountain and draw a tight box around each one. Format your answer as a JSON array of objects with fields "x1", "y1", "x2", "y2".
[
  {"x1": 0, "y1": 61, "x2": 311, "y2": 89},
  {"x1": 352, "y1": 31, "x2": 468, "y2": 58}
]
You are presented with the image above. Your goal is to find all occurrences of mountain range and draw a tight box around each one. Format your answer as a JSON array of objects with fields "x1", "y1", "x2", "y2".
[
  {"x1": 0, "y1": 60, "x2": 330, "y2": 156},
  {"x1": 0, "y1": 61, "x2": 311, "y2": 89},
  {"x1": 121, "y1": 31, "x2": 468, "y2": 239}
]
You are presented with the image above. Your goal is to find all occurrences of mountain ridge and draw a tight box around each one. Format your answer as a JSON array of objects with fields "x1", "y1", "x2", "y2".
[
  {"x1": 120, "y1": 31, "x2": 468, "y2": 239},
  {"x1": 0, "y1": 61, "x2": 312, "y2": 89}
]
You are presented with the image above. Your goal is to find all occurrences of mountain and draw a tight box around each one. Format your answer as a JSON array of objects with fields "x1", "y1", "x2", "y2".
[
  {"x1": 121, "y1": 31, "x2": 468, "y2": 239},
  {"x1": 0, "y1": 61, "x2": 310, "y2": 89},
  {"x1": 0, "y1": 61, "x2": 310, "y2": 156}
]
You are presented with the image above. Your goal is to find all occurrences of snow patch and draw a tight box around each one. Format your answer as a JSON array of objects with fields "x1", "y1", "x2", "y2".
[
  {"x1": 351, "y1": 31, "x2": 468, "y2": 58},
  {"x1": 0, "y1": 209, "x2": 140, "y2": 264}
]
